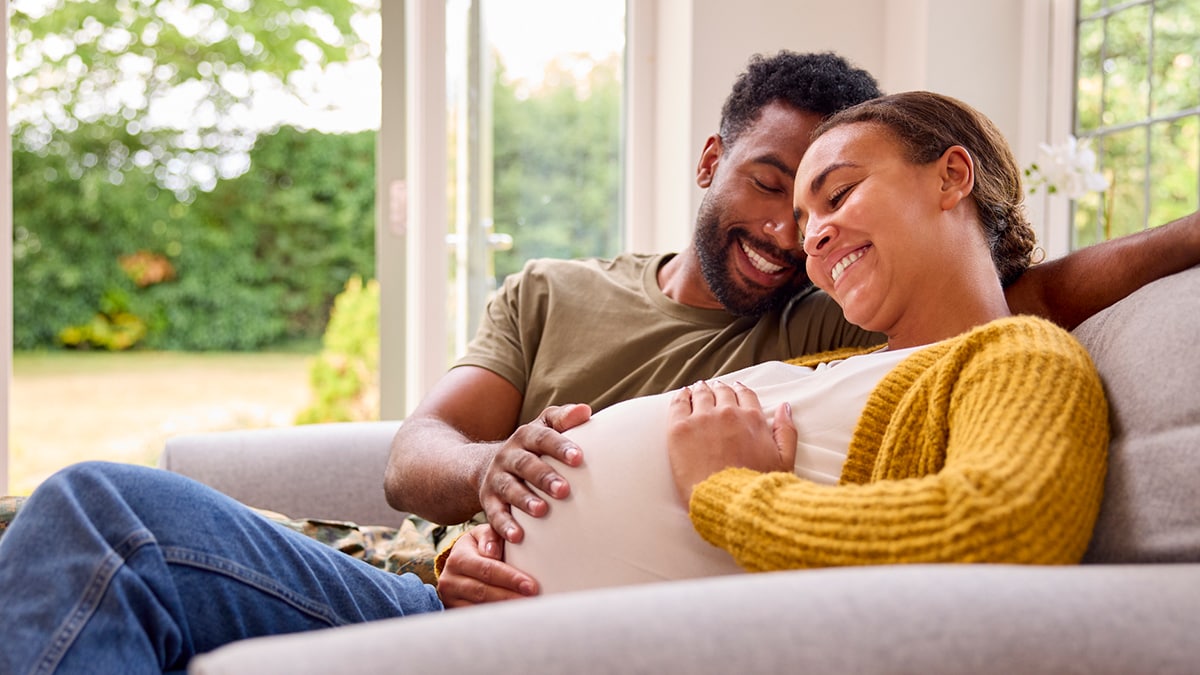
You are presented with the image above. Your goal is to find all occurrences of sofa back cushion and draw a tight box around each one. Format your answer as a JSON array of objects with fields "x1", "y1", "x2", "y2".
[{"x1": 1072, "y1": 264, "x2": 1200, "y2": 563}]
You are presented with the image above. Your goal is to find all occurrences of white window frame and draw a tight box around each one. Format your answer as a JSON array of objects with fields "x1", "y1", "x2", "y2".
[
  {"x1": 1069, "y1": 0, "x2": 1200, "y2": 245},
  {"x1": 378, "y1": 0, "x2": 649, "y2": 418},
  {"x1": 1, "y1": 0, "x2": 11, "y2": 494},
  {"x1": 1043, "y1": 0, "x2": 1082, "y2": 258}
]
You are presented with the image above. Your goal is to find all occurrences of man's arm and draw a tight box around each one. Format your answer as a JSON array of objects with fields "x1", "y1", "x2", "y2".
[
  {"x1": 1006, "y1": 210, "x2": 1200, "y2": 329},
  {"x1": 385, "y1": 366, "x2": 519, "y2": 525},
  {"x1": 384, "y1": 365, "x2": 589, "y2": 540}
]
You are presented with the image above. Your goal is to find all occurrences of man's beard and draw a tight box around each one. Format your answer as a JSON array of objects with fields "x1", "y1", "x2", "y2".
[{"x1": 693, "y1": 209, "x2": 810, "y2": 317}]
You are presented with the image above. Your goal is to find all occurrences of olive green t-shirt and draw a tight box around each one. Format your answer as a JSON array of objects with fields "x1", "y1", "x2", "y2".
[{"x1": 456, "y1": 253, "x2": 883, "y2": 424}]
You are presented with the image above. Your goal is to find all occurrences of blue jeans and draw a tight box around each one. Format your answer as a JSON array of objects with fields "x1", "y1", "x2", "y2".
[{"x1": 0, "y1": 462, "x2": 442, "y2": 674}]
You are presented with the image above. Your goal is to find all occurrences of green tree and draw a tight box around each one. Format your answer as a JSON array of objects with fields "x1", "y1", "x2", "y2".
[
  {"x1": 9, "y1": 0, "x2": 376, "y2": 198},
  {"x1": 12, "y1": 141, "x2": 175, "y2": 348},
  {"x1": 295, "y1": 274, "x2": 379, "y2": 423},
  {"x1": 11, "y1": 0, "x2": 379, "y2": 351},
  {"x1": 491, "y1": 54, "x2": 622, "y2": 280},
  {"x1": 1074, "y1": 0, "x2": 1199, "y2": 246}
]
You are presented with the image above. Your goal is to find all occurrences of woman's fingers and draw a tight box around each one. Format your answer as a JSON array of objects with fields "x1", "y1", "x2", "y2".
[
  {"x1": 772, "y1": 402, "x2": 798, "y2": 469},
  {"x1": 728, "y1": 381, "x2": 760, "y2": 409},
  {"x1": 687, "y1": 380, "x2": 714, "y2": 410}
]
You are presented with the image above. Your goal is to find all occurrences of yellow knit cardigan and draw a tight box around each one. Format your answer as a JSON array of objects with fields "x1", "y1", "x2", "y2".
[{"x1": 688, "y1": 315, "x2": 1110, "y2": 571}]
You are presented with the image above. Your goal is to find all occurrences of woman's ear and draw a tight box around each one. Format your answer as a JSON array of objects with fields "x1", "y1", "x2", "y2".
[
  {"x1": 696, "y1": 135, "x2": 723, "y2": 188},
  {"x1": 938, "y1": 145, "x2": 975, "y2": 211}
]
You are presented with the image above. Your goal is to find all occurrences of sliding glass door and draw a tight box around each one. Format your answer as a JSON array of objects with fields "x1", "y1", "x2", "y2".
[{"x1": 380, "y1": 0, "x2": 625, "y2": 415}]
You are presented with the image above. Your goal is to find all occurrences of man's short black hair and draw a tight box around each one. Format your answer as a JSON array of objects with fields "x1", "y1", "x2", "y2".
[{"x1": 719, "y1": 51, "x2": 882, "y2": 147}]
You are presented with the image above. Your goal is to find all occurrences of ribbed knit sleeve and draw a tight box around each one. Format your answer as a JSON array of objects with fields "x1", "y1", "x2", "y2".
[{"x1": 688, "y1": 316, "x2": 1109, "y2": 571}]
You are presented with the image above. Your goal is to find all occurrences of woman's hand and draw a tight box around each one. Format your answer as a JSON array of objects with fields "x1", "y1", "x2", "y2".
[
  {"x1": 667, "y1": 380, "x2": 797, "y2": 504},
  {"x1": 437, "y1": 523, "x2": 540, "y2": 608}
]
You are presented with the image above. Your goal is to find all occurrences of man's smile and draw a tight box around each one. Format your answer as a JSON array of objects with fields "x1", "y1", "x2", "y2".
[{"x1": 740, "y1": 240, "x2": 785, "y2": 275}]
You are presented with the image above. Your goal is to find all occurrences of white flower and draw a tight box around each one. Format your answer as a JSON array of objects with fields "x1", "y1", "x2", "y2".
[{"x1": 1025, "y1": 135, "x2": 1110, "y2": 199}]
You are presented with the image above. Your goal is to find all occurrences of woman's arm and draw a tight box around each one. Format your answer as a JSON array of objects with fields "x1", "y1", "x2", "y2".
[{"x1": 686, "y1": 318, "x2": 1109, "y2": 571}]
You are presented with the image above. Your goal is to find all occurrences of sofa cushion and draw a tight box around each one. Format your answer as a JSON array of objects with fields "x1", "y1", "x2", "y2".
[{"x1": 1072, "y1": 264, "x2": 1200, "y2": 563}]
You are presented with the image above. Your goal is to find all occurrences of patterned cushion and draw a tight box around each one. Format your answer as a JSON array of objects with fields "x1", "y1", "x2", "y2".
[{"x1": 0, "y1": 496, "x2": 26, "y2": 542}]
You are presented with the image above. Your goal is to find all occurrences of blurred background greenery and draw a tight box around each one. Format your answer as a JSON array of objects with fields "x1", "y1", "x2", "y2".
[{"x1": 8, "y1": 0, "x2": 621, "y2": 492}]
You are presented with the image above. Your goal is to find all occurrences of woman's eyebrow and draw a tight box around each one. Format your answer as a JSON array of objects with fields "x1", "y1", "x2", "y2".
[{"x1": 808, "y1": 162, "x2": 857, "y2": 196}]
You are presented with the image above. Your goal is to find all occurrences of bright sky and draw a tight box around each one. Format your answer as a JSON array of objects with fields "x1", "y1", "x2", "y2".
[
  {"x1": 262, "y1": 0, "x2": 625, "y2": 133},
  {"x1": 8, "y1": 0, "x2": 623, "y2": 189},
  {"x1": 10, "y1": 0, "x2": 623, "y2": 134},
  {"x1": 299, "y1": 0, "x2": 625, "y2": 132},
  {"x1": 486, "y1": 0, "x2": 625, "y2": 84}
]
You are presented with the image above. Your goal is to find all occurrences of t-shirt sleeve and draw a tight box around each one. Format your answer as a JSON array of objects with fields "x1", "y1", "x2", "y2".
[{"x1": 453, "y1": 266, "x2": 542, "y2": 395}]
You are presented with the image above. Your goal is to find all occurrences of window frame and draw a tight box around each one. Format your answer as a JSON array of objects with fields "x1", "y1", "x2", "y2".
[
  {"x1": 1072, "y1": 0, "x2": 1200, "y2": 247},
  {"x1": 1, "y1": 0, "x2": 11, "y2": 494}
]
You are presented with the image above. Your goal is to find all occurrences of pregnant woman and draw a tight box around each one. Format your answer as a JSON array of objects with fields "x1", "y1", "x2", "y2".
[{"x1": 439, "y1": 90, "x2": 1110, "y2": 598}]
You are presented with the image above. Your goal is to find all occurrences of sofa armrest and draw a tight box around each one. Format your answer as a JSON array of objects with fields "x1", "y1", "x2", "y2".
[
  {"x1": 159, "y1": 421, "x2": 406, "y2": 528},
  {"x1": 190, "y1": 563, "x2": 1200, "y2": 675}
]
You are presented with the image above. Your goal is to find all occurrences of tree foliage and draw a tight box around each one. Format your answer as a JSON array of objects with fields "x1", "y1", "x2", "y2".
[
  {"x1": 11, "y1": 0, "x2": 623, "y2": 358},
  {"x1": 9, "y1": 0, "x2": 376, "y2": 196},
  {"x1": 13, "y1": 126, "x2": 376, "y2": 350},
  {"x1": 1073, "y1": 0, "x2": 1199, "y2": 246},
  {"x1": 491, "y1": 54, "x2": 622, "y2": 280}
]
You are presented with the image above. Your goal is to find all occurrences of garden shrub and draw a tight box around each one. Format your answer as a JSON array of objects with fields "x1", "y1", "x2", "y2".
[
  {"x1": 13, "y1": 126, "x2": 376, "y2": 351},
  {"x1": 295, "y1": 275, "x2": 380, "y2": 424}
]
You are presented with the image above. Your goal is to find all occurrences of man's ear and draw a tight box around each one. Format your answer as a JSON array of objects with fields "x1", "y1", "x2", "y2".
[
  {"x1": 938, "y1": 145, "x2": 975, "y2": 211},
  {"x1": 696, "y1": 135, "x2": 723, "y2": 188}
]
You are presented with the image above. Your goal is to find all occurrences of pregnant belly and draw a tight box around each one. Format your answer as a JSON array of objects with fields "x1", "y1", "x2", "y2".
[{"x1": 506, "y1": 391, "x2": 744, "y2": 595}]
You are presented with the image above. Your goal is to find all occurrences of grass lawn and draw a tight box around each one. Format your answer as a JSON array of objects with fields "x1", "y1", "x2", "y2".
[{"x1": 8, "y1": 351, "x2": 315, "y2": 496}]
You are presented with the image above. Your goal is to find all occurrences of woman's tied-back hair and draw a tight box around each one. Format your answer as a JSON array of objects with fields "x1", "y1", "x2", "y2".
[
  {"x1": 813, "y1": 91, "x2": 1037, "y2": 287},
  {"x1": 719, "y1": 51, "x2": 882, "y2": 149}
]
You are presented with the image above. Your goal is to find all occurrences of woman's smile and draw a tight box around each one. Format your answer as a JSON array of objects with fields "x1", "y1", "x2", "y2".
[{"x1": 831, "y1": 245, "x2": 870, "y2": 284}]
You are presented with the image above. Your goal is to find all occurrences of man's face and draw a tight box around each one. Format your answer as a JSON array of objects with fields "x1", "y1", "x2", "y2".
[{"x1": 692, "y1": 102, "x2": 825, "y2": 316}]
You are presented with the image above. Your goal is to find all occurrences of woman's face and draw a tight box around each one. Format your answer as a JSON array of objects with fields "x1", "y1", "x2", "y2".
[{"x1": 792, "y1": 122, "x2": 957, "y2": 336}]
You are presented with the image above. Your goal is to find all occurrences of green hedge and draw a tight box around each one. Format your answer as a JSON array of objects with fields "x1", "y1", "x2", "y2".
[{"x1": 13, "y1": 126, "x2": 376, "y2": 351}]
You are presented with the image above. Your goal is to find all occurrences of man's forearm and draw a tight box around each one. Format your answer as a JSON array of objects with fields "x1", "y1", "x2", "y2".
[
  {"x1": 1008, "y1": 210, "x2": 1200, "y2": 329},
  {"x1": 384, "y1": 418, "x2": 495, "y2": 525}
]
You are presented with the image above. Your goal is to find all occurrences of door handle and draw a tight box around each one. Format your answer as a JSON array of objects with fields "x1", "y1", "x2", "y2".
[{"x1": 444, "y1": 232, "x2": 513, "y2": 251}]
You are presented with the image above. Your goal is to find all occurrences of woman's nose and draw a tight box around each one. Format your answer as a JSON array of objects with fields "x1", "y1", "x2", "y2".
[{"x1": 803, "y1": 219, "x2": 835, "y2": 257}]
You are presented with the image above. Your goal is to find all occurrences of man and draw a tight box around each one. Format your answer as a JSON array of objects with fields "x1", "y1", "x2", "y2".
[{"x1": 386, "y1": 50, "x2": 1200, "y2": 557}]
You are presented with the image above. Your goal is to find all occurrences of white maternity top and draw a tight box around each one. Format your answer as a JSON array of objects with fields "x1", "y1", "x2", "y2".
[{"x1": 506, "y1": 346, "x2": 922, "y2": 594}]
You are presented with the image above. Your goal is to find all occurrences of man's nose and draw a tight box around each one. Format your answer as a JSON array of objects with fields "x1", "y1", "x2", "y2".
[{"x1": 763, "y1": 215, "x2": 801, "y2": 251}]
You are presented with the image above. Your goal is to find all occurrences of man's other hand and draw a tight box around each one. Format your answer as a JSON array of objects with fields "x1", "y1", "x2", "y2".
[{"x1": 438, "y1": 524, "x2": 539, "y2": 608}]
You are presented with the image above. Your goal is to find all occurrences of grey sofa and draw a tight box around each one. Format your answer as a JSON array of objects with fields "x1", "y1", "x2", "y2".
[{"x1": 173, "y1": 265, "x2": 1200, "y2": 675}]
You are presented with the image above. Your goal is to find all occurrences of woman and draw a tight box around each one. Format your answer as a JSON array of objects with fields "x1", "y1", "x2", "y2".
[{"x1": 438, "y1": 91, "x2": 1109, "y2": 599}]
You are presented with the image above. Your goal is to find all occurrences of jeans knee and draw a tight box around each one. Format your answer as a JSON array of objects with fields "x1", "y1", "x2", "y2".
[
  {"x1": 44, "y1": 460, "x2": 122, "y2": 487},
  {"x1": 36, "y1": 461, "x2": 150, "y2": 508}
]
